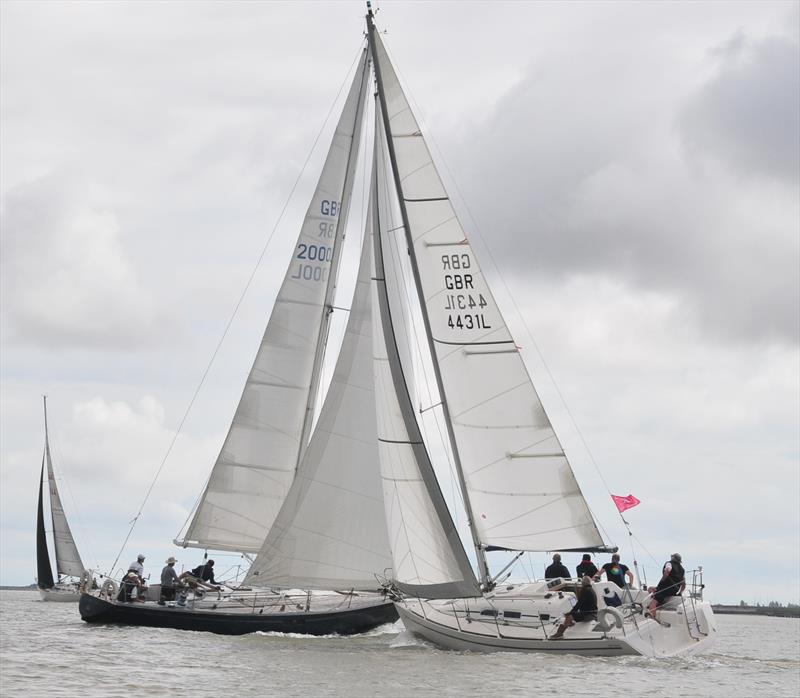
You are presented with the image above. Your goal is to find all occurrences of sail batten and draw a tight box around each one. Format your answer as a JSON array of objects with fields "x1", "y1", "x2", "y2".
[{"x1": 181, "y1": 49, "x2": 371, "y2": 554}]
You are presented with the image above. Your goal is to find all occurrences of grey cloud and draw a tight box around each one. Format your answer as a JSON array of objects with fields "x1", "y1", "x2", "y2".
[
  {"x1": 1, "y1": 173, "x2": 162, "y2": 348},
  {"x1": 680, "y1": 31, "x2": 799, "y2": 181},
  {"x1": 443, "y1": 26, "x2": 798, "y2": 346}
]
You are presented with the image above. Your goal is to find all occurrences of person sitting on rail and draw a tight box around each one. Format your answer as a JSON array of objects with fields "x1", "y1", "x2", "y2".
[
  {"x1": 551, "y1": 576, "x2": 598, "y2": 639},
  {"x1": 647, "y1": 553, "x2": 686, "y2": 618}
]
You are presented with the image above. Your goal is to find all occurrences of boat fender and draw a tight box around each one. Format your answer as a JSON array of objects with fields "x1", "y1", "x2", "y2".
[
  {"x1": 596, "y1": 607, "x2": 624, "y2": 631},
  {"x1": 79, "y1": 569, "x2": 93, "y2": 593},
  {"x1": 100, "y1": 578, "x2": 118, "y2": 600}
]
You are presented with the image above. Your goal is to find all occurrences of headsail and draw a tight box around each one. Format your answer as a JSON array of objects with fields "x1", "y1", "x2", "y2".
[
  {"x1": 43, "y1": 397, "x2": 85, "y2": 579},
  {"x1": 36, "y1": 453, "x2": 55, "y2": 589},
  {"x1": 372, "y1": 106, "x2": 479, "y2": 599},
  {"x1": 179, "y1": 48, "x2": 371, "y2": 554},
  {"x1": 369, "y1": 25, "x2": 605, "y2": 556},
  {"x1": 245, "y1": 211, "x2": 393, "y2": 591}
]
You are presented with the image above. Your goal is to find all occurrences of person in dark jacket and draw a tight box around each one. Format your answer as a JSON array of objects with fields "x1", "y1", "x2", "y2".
[
  {"x1": 648, "y1": 553, "x2": 686, "y2": 617},
  {"x1": 551, "y1": 576, "x2": 598, "y2": 639},
  {"x1": 544, "y1": 553, "x2": 570, "y2": 579},
  {"x1": 185, "y1": 559, "x2": 219, "y2": 587},
  {"x1": 575, "y1": 554, "x2": 598, "y2": 579}
]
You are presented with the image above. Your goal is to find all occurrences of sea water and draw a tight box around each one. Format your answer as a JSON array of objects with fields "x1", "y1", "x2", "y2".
[{"x1": 0, "y1": 590, "x2": 797, "y2": 697}]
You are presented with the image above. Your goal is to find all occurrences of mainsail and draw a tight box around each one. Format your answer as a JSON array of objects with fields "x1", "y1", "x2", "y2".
[
  {"x1": 36, "y1": 453, "x2": 55, "y2": 589},
  {"x1": 367, "y1": 13, "x2": 606, "y2": 590},
  {"x1": 245, "y1": 212, "x2": 392, "y2": 591},
  {"x1": 179, "y1": 49, "x2": 371, "y2": 554}
]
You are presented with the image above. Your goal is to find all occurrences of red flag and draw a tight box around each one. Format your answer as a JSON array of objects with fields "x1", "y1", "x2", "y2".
[{"x1": 611, "y1": 493, "x2": 641, "y2": 513}]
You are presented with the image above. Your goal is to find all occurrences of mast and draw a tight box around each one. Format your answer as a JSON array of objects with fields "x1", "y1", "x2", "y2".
[
  {"x1": 43, "y1": 395, "x2": 56, "y2": 582},
  {"x1": 366, "y1": 5, "x2": 491, "y2": 588},
  {"x1": 297, "y1": 48, "x2": 371, "y2": 460},
  {"x1": 36, "y1": 397, "x2": 55, "y2": 589}
]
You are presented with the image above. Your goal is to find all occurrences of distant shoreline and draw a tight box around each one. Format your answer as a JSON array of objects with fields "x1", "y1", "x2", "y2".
[
  {"x1": 712, "y1": 604, "x2": 800, "y2": 618},
  {"x1": 0, "y1": 585, "x2": 38, "y2": 591}
]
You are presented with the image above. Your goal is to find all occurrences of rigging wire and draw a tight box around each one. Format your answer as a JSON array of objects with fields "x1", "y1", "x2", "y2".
[{"x1": 107, "y1": 41, "x2": 369, "y2": 578}]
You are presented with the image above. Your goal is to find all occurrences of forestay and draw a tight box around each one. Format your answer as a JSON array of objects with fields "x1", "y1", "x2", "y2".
[
  {"x1": 372, "y1": 115, "x2": 479, "y2": 598},
  {"x1": 180, "y1": 50, "x2": 371, "y2": 554},
  {"x1": 371, "y1": 32, "x2": 604, "y2": 553},
  {"x1": 245, "y1": 222, "x2": 393, "y2": 591}
]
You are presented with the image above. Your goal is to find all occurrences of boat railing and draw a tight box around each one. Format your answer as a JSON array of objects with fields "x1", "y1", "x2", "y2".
[{"x1": 689, "y1": 567, "x2": 705, "y2": 601}]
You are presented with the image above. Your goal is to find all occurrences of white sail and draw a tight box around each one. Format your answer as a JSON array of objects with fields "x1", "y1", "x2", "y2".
[
  {"x1": 245, "y1": 221, "x2": 393, "y2": 590},
  {"x1": 180, "y1": 50, "x2": 371, "y2": 553},
  {"x1": 372, "y1": 112, "x2": 479, "y2": 598},
  {"x1": 371, "y1": 32, "x2": 604, "y2": 553},
  {"x1": 44, "y1": 426, "x2": 84, "y2": 579}
]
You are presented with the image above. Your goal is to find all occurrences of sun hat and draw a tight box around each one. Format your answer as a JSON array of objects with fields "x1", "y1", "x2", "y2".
[{"x1": 166, "y1": 556, "x2": 177, "y2": 564}]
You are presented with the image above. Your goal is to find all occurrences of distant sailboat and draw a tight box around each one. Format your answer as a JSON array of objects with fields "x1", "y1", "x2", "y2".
[
  {"x1": 36, "y1": 396, "x2": 89, "y2": 602},
  {"x1": 363, "y1": 4, "x2": 717, "y2": 657}
]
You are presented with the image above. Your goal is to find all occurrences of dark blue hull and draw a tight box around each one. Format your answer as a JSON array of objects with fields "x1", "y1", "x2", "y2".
[{"x1": 79, "y1": 592, "x2": 398, "y2": 636}]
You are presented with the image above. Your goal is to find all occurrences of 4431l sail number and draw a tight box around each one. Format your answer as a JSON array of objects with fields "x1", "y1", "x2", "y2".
[{"x1": 440, "y1": 253, "x2": 491, "y2": 330}]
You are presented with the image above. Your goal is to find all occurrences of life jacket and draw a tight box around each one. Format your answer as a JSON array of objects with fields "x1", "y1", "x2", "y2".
[
  {"x1": 668, "y1": 560, "x2": 685, "y2": 587},
  {"x1": 658, "y1": 560, "x2": 685, "y2": 594}
]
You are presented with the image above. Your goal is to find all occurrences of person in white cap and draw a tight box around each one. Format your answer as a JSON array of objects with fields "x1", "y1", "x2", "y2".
[
  {"x1": 125, "y1": 553, "x2": 147, "y2": 601},
  {"x1": 159, "y1": 556, "x2": 182, "y2": 605},
  {"x1": 128, "y1": 554, "x2": 145, "y2": 577}
]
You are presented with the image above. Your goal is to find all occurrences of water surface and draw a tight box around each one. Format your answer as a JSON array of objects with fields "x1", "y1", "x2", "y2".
[{"x1": 1, "y1": 590, "x2": 797, "y2": 697}]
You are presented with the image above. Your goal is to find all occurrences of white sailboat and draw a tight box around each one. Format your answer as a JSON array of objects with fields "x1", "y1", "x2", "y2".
[
  {"x1": 80, "y1": 46, "x2": 397, "y2": 634},
  {"x1": 36, "y1": 396, "x2": 90, "y2": 602},
  {"x1": 362, "y1": 4, "x2": 717, "y2": 657}
]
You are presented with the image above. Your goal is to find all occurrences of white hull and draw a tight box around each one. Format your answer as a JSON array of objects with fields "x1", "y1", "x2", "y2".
[
  {"x1": 395, "y1": 581, "x2": 717, "y2": 658},
  {"x1": 39, "y1": 585, "x2": 81, "y2": 602}
]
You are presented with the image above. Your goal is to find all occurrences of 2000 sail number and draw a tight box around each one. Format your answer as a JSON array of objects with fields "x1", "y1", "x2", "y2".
[{"x1": 291, "y1": 200, "x2": 339, "y2": 282}]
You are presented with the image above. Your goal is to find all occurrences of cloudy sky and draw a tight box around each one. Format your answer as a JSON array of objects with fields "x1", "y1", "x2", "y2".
[{"x1": 1, "y1": 1, "x2": 797, "y2": 605}]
